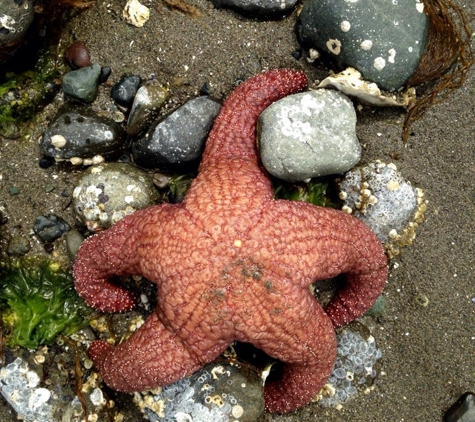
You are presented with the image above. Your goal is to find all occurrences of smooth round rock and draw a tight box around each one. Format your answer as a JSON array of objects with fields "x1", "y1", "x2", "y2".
[
  {"x1": 444, "y1": 392, "x2": 475, "y2": 422},
  {"x1": 138, "y1": 361, "x2": 264, "y2": 422},
  {"x1": 72, "y1": 162, "x2": 158, "y2": 232},
  {"x1": 0, "y1": 0, "x2": 35, "y2": 62},
  {"x1": 33, "y1": 214, "x2": 71, "y2": 243},
  {"x1": 258, "y1": 89, "x2": 360, "y2": 182},
  {"x1": 65, "y1": 229, "x2": 85, "y2": 261},
  {"x1": 111, "y1": 74, "x2": 142, "y2": 108},
  {"x1": 132, "y1": 96, "x2": 221, "y2": 169},
  {"x1": 297, "y1": 0, "x2": 429, "y2": 91},
  {"x1": 126, "y1": 84, "x2": 169, "y2": 137},
  {"x1": 62, "y1": 64, "x2": 101, "y2": 103},
  {"x1": 211, "y1": 0, "x2": 297, "y2": 15},
  {"x1": 65, "y1": 41, "x2": 91, "y2": 69},
  {"x1": 40, "y1": 104, "x2": 126, "y2": 163}
]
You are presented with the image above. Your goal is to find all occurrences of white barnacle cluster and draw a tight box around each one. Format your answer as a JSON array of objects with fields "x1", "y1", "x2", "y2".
[
  {"x1": 339, "y1": 160, "x2": 427, "y2": 257},
  {"x1": 0, "y1": 358, "x2": 53, "y2": 422},
  {"x1": 315, "y1": 330, "x2": 382, "y2": 408}
]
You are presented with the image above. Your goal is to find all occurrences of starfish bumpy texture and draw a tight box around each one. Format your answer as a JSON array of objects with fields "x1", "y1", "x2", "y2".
[{"x1": 73, "y1": 69, "x2": 387, "y2": 413}]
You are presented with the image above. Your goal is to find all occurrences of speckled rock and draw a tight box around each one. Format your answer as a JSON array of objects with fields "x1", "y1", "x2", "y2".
[
  {"x1": 297, "y1": 0, "x2": 429, "y2": 91},
  {"x1": 211, "y1": 0, "x2": 297, "y2": 15},
  {"x1": 136, "y1": 361, "x2": 264, "y2": 422},
  {"x1": 33, "y1": 214, "x2": 71, "y2": 243},
  {"x1": 72, "y1": 162, "x2": 158, "y2": 232},
  {"x1": 126, "y1": 84, "x2": 169, "y2": 137},
  {"x1": 62, "y1": 64, "x2": 102, "y2": 103},
  {"x1": 6, "y1": 235, "x2": 31, "y2": 256},
  {"x1": 111, "y1": 74, "x2": 142, "y2": 109},
  {"x1": 132, "y1": 96, "x2": 221, "y2": 169},
  {"x1": 0, "y1": 0, "x2": 35, "y2": 62},
  {"x1": 258, "y1": 89, "x2": 360, "y2": 182},
  {"x1": 40, "y1": 104, "x2": 126, "y2": 164},
  {"x1": 339, "y1": 161, "x2": 427, "y2": 257}
]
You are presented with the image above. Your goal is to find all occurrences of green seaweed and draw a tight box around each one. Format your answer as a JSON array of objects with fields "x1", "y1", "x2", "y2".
[
  {"x1": 273, "y1": 177, "x2": 338, "y2": 208},
  {"x1": 0, "y1": 258, "x2": 92, "y2": 349}
]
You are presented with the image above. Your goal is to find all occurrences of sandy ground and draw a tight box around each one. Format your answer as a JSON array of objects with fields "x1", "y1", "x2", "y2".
[{"x1": 0, "y1": 0, "x2": 474, "y2": 420}]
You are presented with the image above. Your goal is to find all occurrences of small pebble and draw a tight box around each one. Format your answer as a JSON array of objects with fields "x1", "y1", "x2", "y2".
[
  {"x1": 33, "y1": 214, "x2": 71, "y2": 243},
  {"x1": 65, "y1": 229, "x2": 85, "y2": 261},
  {"x1": 111, "y1": 74, "x2": 142, "y2": 108},
  {"x1": 65, "y1": 41, "x2": 91, "y2": 69},
  {"x1": 99, "y1": 66, "x2": 112, "y2": 83},
  {"x1": 62, "y1": 64, "x2": 102, "y2": 103},
  {"x1": 6, "y1": 235, "x2": 31, "y2": 256}
]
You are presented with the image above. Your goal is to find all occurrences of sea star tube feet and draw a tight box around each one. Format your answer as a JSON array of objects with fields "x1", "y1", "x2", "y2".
[{"x1": 73, "y1": 68, "x2": 387, "y2": 413}]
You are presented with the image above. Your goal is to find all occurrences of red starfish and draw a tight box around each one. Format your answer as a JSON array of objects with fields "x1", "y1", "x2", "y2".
[{"x1": 73, "y1": 69, "x2": 387, "y2": 413}]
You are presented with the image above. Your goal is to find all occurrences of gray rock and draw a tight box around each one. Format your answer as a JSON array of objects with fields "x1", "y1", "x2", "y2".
[
  {"x1": 132, "y1": 96, "x2": 221, "y2": 169},
  {"x1": 72, "y1": 162, "x2": 158, "y2": 232},
  {"x1": 339, "y1": 161, "x2": 427, "y2": 256},
  {"x1": 40, "y1": 104, "x2": 126, "y2": 164},
  {"x1": 137, "y1": 361, "x2": 264, "y2": 422},
  {"x1": 258, "y1": 89, "x2": 360, "y2": 182},
  {"x1": 444, "y1": 392, "x2": 475, "y2": 422},
  {"x1": 6, "y1": 235, "x2": 31, "y2": 256},
  {"x1": 65, "y1": 229, "x2": 84, "y2": 261},
  {"x1": 33, "y1": 214, "x2": 70, "y2": 243},
  {"x1": 0, "y1": 0, "x2": 35, "y2": 62},
  {"x1": 211, "y1": 0, "x2": 297, "y2": 15},
  {"x1": 110, "y1": 74, "x2": 142, "y2": 108},
  {"x1": 297, "y1": 0, "x2": 429, "y2": 91},
  {"x1": 126, "y1": 84, "x2": 169, "y2": 137},
  {"x1": 62, "y1": 63, "x2": 101, "y2": 103}
]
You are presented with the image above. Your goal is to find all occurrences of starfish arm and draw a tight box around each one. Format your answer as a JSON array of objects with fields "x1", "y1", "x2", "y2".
[
  {"x1": 255, "y1": 200, "x2": 388, "y2": 328},
  {"x1": 240, "y1": 294, "x2": 336, "y2": 413},
  {"x1": 200, "y1": 68, "x2": 307, "y2": 167},
  {"x1": 73, "y1": 205, "x2": 177, "y2": 313},
  {"x1": 87, "y1": 311, "x2": 214, "y2": 392}
]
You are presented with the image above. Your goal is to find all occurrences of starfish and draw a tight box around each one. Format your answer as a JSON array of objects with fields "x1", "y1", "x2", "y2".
[{"x1": 73, "y1": 69, "x2": 387, "y2": 413}]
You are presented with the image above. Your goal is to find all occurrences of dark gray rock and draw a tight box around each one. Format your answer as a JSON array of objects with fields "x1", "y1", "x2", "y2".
[
  {"x1": 111, "y1": 74, "x2": 142, "y2": 108},
  {"x1": 259, "y1": 89, "x2": 360, "y2": 182},
  {"x1": 126, "y1": 84, "x2": 169, "y2": 137},
  {"x1": 33, "y1": 214, "x2": 70, "y2": 243},
  {"x1": 62, "y1": 64, "x2": 102, "y2": 103},
  {"x1": 72, "y1": 162, "x2": 158, "y2": 232},
  {"x1": 297, "y1": 0, "x2": 429, "y2": 91},
  {"x1": 40, "y1": 104, "x2": 126, "y2": 163},
  {"x1": 132, "y1": 96, "x2": 221, "y2": 169},
  {"x1": 138, "y1": 361, "x2": 264, "y2": 422},
  {"x1": 211, "y1": 0, "x2": 297, "y2": 15},
  {"x1": 0, "y1": 0, "x2": 35, "y2": 62}
]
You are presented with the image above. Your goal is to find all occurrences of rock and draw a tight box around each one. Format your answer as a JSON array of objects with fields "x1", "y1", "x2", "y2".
[
  {"x1": 297, "y1": 0, "x2": 429, "y2": 91},
  {"x1": 6, "y1": 235, "x2": 31, "y2": 256},
  {"x1": 315, "y1": 329, "x2": 382, "y2": 408},
  {"x1": 40, "y1": 104, "x2": 126, "y2": 164},
  {"x1": 62, "y1": 64, "x2": 102, "y2": 103},
  {"x1": 33, "y1": 214, "x2": 71, "y2": 243},
  {"x1": 99, "y1": 66, "x2": 112, "y2": 83},
  {"x1": 258, "y1": 89, "x2": 360, "y2": 182},
  {"x1": 444, "y1": 392, "x2": 475, "y2": 422},
  {"x1": 65, "y1": 41, "x2": 91, "y2": 69},
  {"x1": 211, "y1": 0, "x2": 297, "y2": 16},
  {"x1": 132, "y1": 96, "x2": 221, "y2": 169},
  {"x1": 110, "y1": 74, "x2": 142, "y2": 109},
  {"x1": 65, "y1": 229, "x2": 84, "y2": 261},
  {"x1": 126, "y1": 84, "x2": 169, "y2": 137},
  {"x1": 72, "y1": 162, "x2": 158, "y2": 232},
  {"x1": 338, "y1": 161, "x2": 427, "y2": 257},
  {"x1": 136, "y1": 361, "x2": 264, "y2": 422},
  {"x1": 0, "y1": 0, "x2": 35, "y2": 62}
]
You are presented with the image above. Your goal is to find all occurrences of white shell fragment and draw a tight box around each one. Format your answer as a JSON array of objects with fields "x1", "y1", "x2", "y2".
[
  {"x1": 317, "y1": 67, "x2": 416, "y2": 107},
  {"x1": 123, "y1": 0, "x2": 150, "y2": 27}
]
